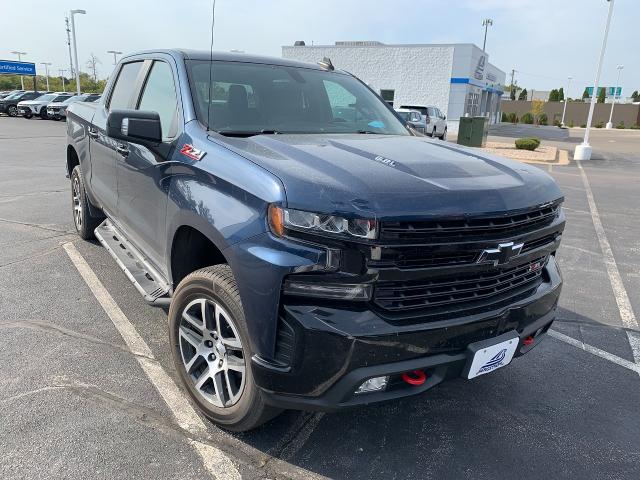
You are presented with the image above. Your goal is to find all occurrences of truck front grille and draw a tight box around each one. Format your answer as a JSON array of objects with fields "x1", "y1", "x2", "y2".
[
  {"x1": 380, "y1": 201, "x2": 561, "y2": 242},
  {"x1": 373, "y1": 256, "x2": 547, "y2": 313}
]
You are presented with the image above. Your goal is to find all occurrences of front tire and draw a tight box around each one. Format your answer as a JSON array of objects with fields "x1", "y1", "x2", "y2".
[
  {"x1": 71, "y1": 166, "x2": 102, "y2": 239},
  {"x1": 7, "y1": 105, "x2": 18, "y2": 117},
  {"x1": 39, "y1": 107, "x2": 48, "y2": 120},
  {"x1": 169, "y1": 265, "x2": 281, "y2": 432},
  {"x1": 431, "y1": 127, "x2": 436, "y2": 138},
  {"x1": 441, "y1": 127, "x2": 447, "y2": 141}
]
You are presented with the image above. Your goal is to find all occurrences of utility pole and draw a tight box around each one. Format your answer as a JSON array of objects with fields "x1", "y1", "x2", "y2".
[
  {"x1": 86, "y1": 53, "x2": 101, "y2": 82},
  {"x1": 65, "y1": 16, "x2": 75, "y2": 77},
  {"x1": 561, "y1": 76, "x2": 572, "y2": 127},
  {"x1": 70, "y1": 9, "x2": 87, "y2": 95},
  {"x1": 509, "y1": 69, "x2": 516, "y2": 100},
  {"x1": 10, "y1": 51, "x2": 27, "y2": 89},
  {"x1": 106, "y1": 50, "x2": 122, "y2": 66},
  {"x1": 575, "y1": 0, "x2": 615, "y2": 161},
  {"x1": 40, "y1": 62, "x2": 52, "y2": 91},
  {"x1": 59, "y1": 69, "x2": 67, "y2": 92},
  {"x1": 482, "y1": 18, "x2": 493, "y2": 52},
  {"x1": 606, "y1": 65, "x2": 623, "y2": 129}
]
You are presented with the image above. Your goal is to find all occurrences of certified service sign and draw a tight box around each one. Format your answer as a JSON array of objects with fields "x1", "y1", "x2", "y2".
[{"x1": 0, "y1": 60, "x2": 37, "y2": 76}]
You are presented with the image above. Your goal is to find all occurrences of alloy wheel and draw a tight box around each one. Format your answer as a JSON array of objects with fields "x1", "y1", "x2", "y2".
[
  {"x1": 8, "y1": 105, "x2": 17, "y2": 117},
  {"x1": 179, "y1": 298, "x2": 246, "y2": 408},
  {"x1": 72, "y1": 176, "x2": 82, "y2": 229}
]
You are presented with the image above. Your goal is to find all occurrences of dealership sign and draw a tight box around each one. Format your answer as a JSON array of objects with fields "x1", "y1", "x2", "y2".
[
  {"x1": 586, "y1": 86, "x2": 622, "y2": 98},
  {"x1": 0, "y1": 60, "x2": 36, "y2": 76}
]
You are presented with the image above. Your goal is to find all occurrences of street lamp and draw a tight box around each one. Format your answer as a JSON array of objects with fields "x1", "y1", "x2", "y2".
[
  {"x1": 606, "y1": 64, "x2": 623, "y2": 129},
  {"x1": 107, "y1": 50, "x2": 123, "y2": 65},
  {"x1": 561, "y1": 76, "x2": 572, "y2": 127},
  {"x1": 59, "y1": 69, "x2": 68, "y2": 92},
  {"x1": 482, "y1": 18, "x2": 493, "y2": 52},
  {"x1": 575, "y1": 0, "x2": 615, "y2": 161},
  {"x1": 40, "y1": 62, "x2": 52, "y2": 91},
  {"x1": 70, "y1": 9, "x2": 86, "y2": 95},
  {"x1": 10, "y1": 51, "x2": 27, "y2": 89}
]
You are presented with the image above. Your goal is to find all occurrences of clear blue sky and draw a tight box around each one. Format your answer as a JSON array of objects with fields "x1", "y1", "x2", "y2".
[{"x1": 1, "y1": 0, "x2": 636, "y2": 98}]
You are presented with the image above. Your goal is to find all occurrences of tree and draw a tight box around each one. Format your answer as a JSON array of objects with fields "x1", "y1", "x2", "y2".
[
  {"x1": 531, "y1": 99, "x2": 545, "y2": 123},
  {"x1": 549, "y1": 89, "x2": 559, "y2": 102},
  {"x1": 597, "y1": 86, "x2": 606, "y2": 103},
  {"x1": 86, "y1": 53, "x2": 101, "y2": 83},
  {"x1": 558, "y1": 87, "x2": 564, "y2": 102},
  {"x1": 518, "y1": 88, "x2": 528, "y2": 101},
  {"x1": 632, "y1": 90, "x2": 639, "y2": 102},
  {"x1": 506, "y1": 82, "x2": 521, "y2": 101}
]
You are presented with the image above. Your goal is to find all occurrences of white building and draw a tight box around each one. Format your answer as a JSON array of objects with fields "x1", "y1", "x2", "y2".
[{"x1": 282, "y1": 41, "x2": 506, "y2": 133}]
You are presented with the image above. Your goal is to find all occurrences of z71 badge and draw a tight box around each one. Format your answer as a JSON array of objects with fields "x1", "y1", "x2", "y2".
[{"x1": 180, "y1": 144, "x2": 206, "y2": 161}]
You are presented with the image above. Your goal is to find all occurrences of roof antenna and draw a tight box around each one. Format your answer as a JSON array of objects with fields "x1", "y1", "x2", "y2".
[
  {"x1": 318, "y1": 57, "x2": 334, "y2": 71},
  {"x1": 206, "y1": 0, "x2": 217, "y2": 131}
]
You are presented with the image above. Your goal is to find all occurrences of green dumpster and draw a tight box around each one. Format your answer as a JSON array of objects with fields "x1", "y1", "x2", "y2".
[{"x1": 457, "y1": 116, "x2": 488, "y2": 147}]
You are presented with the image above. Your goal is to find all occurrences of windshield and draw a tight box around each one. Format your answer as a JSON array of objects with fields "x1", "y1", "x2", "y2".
[
  {"x1": 53, "y1": 95, "x2": 71, "y2": 102},
  {"x1": 4, "y1": 92, "x2": 22, "y2": 100},
  {"x1": 36, "y1": 94, "x2": 57, "y2": 102},
  {"x1": 62, "y1": 95, "x2": 81, "y2": 104},
  {"x1": 396, "y1": 111, "x2": 410, "y2": 121},
  {"x1": 186, "y1": 60, "x2": 408, "y2": 136}
]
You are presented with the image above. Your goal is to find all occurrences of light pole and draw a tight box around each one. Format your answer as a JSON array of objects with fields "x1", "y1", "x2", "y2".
[
  {"x1": 70, "y1": 9, "x2": 86, "y2": 95},
  {"x1": 606, "y1": 64, "x2": 623, "y2": 129},
  {"x1": 59, "y1": 69, "x2": 68, "y2": 92},
  {"x1": 107, "y1": 50, "x2": 122, "y2": 66},
  {"x1": 40, "y1": 62, "x2": 52, "y2": 91},
  {"x1": 482, "y1": 18, "x2": 493, "y2": 52},
  {"x1": 575, "y1": 0, "x2": 615, "y2": 161},
  {"x1": 561, "y1": 76, "x2": 572, "y2": 127},
  {"x1": 10, "y1": 51, "x2": 27, "y2": 89}
]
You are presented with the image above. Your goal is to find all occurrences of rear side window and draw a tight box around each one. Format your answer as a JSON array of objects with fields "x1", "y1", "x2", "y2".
[
  {"x1": 137, "y1": 61, "x2": 179, "y2": 139},
  {"x1": 108, "y1": 61, "x2": 143, "y2": 110}
]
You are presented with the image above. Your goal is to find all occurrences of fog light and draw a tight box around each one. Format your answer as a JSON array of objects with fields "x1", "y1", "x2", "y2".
[
  {"x1": 355, "y1": 376, "x2": 388, "y2": 394},
  {"x1": 283, "y1": 281, "x2": 372, "y2": 300}
]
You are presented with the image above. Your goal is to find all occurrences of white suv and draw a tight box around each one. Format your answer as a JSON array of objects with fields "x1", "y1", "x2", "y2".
[
  {"x1": 18, "y1": 92, "x2": 72, "y2": 119},
  {"x1": 399, "y1": 105, "x2": 447, "y2": 140}
]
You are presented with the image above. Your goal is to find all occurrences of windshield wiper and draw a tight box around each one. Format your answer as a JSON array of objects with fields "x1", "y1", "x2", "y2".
[
  {"x1": 214, "y1": 129, "x2": 281, "y2": 138},
  {"x1": 356, "y1": 130, "x2": 384, "y2": 135}
]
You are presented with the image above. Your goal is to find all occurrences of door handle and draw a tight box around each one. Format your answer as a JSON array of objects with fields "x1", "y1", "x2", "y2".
[
  {"x1": 88, "y1": 128, "x2": 99, "y2": 139},
  {"x1": 116, "y1": 144, "x2": 129, "y2": 157}
]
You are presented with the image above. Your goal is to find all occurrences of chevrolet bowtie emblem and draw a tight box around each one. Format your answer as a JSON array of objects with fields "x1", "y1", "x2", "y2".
[{"x1": 477, "y1": 241, "x2": 524, "y2": 266}]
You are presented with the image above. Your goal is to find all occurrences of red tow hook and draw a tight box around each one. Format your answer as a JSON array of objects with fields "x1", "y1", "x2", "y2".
[
  {"x1": 402, "y1": 369, "x2": 427, "y2": 386},
  {"x1": 523, "y1": 336, "x2": 535, "y2": 346}
]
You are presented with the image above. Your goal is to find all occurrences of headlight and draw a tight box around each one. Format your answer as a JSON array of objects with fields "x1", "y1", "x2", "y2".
[{"x1": 268, "y1": 205, "x2": 377, "y2": 240}]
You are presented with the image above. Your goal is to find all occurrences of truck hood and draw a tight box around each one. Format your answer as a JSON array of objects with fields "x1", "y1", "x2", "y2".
[{"x1": 215, "y1": 134, "x2": 563, "y2": 219}]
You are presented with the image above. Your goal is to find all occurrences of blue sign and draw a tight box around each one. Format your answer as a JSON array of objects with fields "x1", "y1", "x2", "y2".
[
  {"x1": 0, "y1": 60, "x2": 36, "y2": 76},
  {"x1": 585, "y1": 86, "x2": 622, "y2": 98}
]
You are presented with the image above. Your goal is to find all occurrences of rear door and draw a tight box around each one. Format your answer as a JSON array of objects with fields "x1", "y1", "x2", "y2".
[
  {"x1": 115, "y1": 57, "x2": 181, "y2": 269},
  {"x1": 89, "y1": 61, "x2": 144, "y2": 215}
]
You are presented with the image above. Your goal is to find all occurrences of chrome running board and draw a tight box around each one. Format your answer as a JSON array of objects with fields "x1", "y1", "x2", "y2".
[{"x1": 94, "y1": 219, "x2": 171, "y2": 304}]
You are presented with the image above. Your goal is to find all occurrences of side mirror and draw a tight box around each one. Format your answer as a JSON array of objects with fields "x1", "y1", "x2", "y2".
[
  {"x1": 107, "y1": 109, "x2": 162, "y2": 144},
  {"x1": 443, "y1": 115, "x2": 446, "y2": 120}
]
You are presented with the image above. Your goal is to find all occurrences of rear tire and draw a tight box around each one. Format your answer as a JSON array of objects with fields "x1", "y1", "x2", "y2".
[
  {"x1": 71, "y1": 165, "x2": 102, "y2": 240},
  {"x1": 431, "y1": 127, "x2": 436, "y2": 137},
  {"x1": 441, "y1": 127, "x2": 447, "y2": 141},
  {"x1": 169, "y1": 265, "x2": 281, "y2": 432},
  {"x1": 8, "y1": 105, "x2": 18, "y2": 117}
]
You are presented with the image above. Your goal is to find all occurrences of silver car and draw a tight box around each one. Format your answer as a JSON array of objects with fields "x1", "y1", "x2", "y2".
[
  {"x1": 47, "y1": 93, "x2": 101, "y2": 120},
  {"x1": 399, "y1": 105, "x2": 448, "y2": 140}
]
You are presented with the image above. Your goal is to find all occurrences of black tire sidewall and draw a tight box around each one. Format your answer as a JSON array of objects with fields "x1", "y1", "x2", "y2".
[
  {"x1": 71, "y1": 166, "x2": 99, "y2": 239},
  {"x1": 168, "y1": 270, "x2": 263, "y2": 428}
]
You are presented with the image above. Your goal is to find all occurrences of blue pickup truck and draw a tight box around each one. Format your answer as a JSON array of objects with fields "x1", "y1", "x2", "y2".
[{"x1": 66, "y1": 49, "x2": 565, "y2": 431}]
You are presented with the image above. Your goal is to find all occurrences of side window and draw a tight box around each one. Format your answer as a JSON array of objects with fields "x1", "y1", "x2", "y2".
[
  {"x1": 137, "y1": 61, "x2": 179, "y2": 139},
  {"x1": 427, "y1": 107, "x2": 437, "y2": 117},
  {"x1": 108, "y1": 61, "x2": 143, "y2": 110},
  {"x1": 379, "y1": 89, "x2": 395, "y2": 107}
]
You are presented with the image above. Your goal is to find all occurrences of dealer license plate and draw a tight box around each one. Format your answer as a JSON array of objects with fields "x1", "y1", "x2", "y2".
[{"x1": 465, "y1": 335, "x2": 519, "y2": 379}]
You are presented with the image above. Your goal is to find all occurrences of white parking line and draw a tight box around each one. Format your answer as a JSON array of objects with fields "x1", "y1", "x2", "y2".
[
  {"x1": 62, "y1": 242, "x2": 241, "y2": 480},
  {"x1": 549, "y1": 330, "x2": 640, "y2": 374},
  {"x1": 576, "y1": 160, "x2": 640, "y2": 371}
]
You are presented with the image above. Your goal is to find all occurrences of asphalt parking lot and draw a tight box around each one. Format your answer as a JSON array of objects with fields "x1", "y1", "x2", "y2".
[{"x1": 1, "y1": 117, "x2": 639, "y2": 479}]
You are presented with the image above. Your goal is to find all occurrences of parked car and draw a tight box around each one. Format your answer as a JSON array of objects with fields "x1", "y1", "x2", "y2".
[
  {"x1": 66, "y1": 49, "x2": 565, "y2": 431},
  {"x1": 395, "y1": 108, "x2": 425, "y2": 133},
  {"x1": 0, "y1": 91, "x2": 44, "y2": 117},
  {"x1": 0, "y1": 89, "x2": 24, "y2": 99},
  {"x1": 18, "y1": 92, "x2": 72, "y2": 119},
  {"x1": 399, "y1": 104, "x2": 448, "y2": 139},
  {"x1": 47, "y1": 93, "x2": 101, "y2": 120}
]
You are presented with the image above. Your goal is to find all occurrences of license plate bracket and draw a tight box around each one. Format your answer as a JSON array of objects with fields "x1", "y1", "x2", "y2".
[{"x1": 463, "y1": 331, "x2": 519, "y2": 379}]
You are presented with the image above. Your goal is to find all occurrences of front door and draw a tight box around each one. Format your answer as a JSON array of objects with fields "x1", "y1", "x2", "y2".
[
  {"x1": 116, "y1": 58, "x2": 181, "y2": 271},
  {"x1": 91, "y1": 60, "x2": 145, "y2": 215}
]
